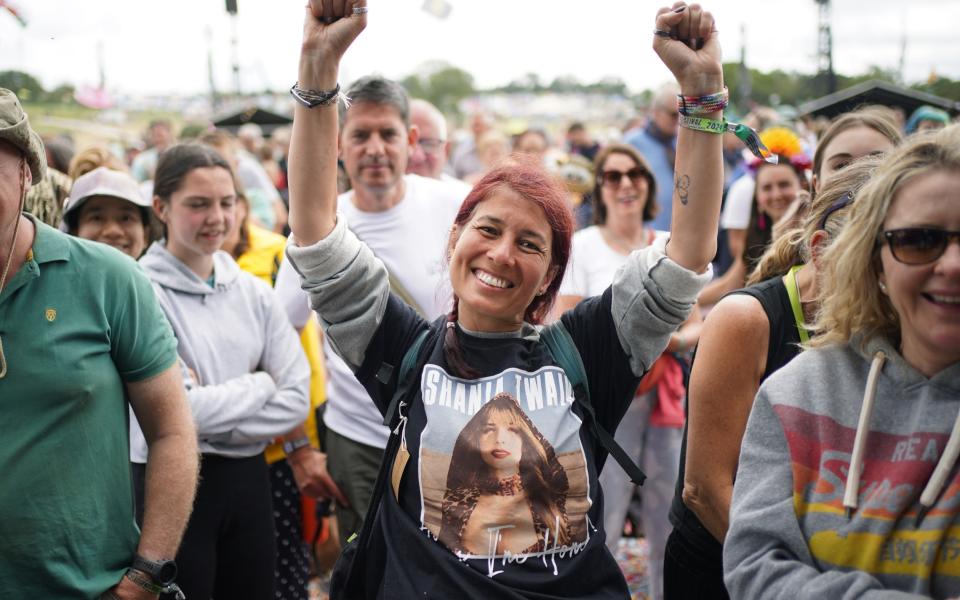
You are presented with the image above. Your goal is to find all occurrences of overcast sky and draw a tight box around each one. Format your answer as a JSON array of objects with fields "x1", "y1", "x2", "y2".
[{"x1": 2, "y1": 0, "x2": 958, "y2": 97}]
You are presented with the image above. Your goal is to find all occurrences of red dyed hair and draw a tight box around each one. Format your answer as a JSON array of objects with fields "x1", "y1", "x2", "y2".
[
  {"x1": 450, "y1": 157, "x2": 574, "y2": 324},
  {"x1": 443, "y1": 158, "x2": 574, "y2": 378}
]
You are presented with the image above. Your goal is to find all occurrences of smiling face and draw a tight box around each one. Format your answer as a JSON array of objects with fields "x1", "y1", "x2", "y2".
[
  {"x1": 75, "y1": 196, "x2": 148, "y2": 259},
  {"x1": 878, "y1": 169, "x2": 960, "y2": 377},
  {"x1": 599, "y1": 152, "x2": 650, "y2": 226},
  {"x1": 449, "y1": 186, "x2": 557, "y2": 332},
  {"x1": 814, "y1": 126, "x2": 895, "y2": 193},
  {"x1": 479, "y1": 410, "x2": 524, "y2": 476},
  {"x1": 155, "y1": 166, "x2": 236, "y2": 278},
  {"x1": 339, "y1": 102, "x2": 415, "y2": 202},
  {"x1": 756, "y1": 163, "x2": 802, "y2": 222}
]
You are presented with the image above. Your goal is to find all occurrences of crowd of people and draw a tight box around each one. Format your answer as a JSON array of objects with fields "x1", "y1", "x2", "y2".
[{"x1": 1, "y1": 1, "x2": 959, "y2": 599}]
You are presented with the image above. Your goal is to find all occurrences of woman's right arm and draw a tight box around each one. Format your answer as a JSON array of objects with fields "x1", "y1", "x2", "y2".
[
  {"x1": 682, "y1": 293, "x2": 768, "y2": 542},
  {"x1": 285, "y1": 1, "x2": 390, "y2": 371},
  {"x1": 288, "y1": 1, "x2": 366, "y2": 245}
]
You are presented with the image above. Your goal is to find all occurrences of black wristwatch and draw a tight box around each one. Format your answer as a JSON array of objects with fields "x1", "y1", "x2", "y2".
[{"x1": 132, "y1": 553, "x2": 178, "y2": 586}]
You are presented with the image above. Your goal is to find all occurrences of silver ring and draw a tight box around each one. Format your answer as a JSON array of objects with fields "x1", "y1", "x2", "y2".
[
  {"x1": 653, "y1": 28, "x2": 673, "y2": 38},
  {"x1": 353, "y1": 6, "x2": 368, "y2": 15}
]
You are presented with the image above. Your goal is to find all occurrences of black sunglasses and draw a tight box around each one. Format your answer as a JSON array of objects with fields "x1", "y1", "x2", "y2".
[
  {"x1": 599, "y1": 167, "x2": 647, "y2": 188},
  {"x1": 882, "y1": 228, "x2": 960, "y2": 265}
]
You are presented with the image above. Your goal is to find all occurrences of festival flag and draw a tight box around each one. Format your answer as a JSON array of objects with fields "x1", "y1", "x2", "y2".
[
  {"x1": 421, "y1": 0, "x2": 452, "y2": 19},
  {"x1": 0, "y1": 0, "x2": 27, "y2": 27}
]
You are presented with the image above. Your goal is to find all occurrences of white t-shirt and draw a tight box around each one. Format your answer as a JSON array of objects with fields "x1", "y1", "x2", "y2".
[
  {"x1": 276, "y1": 174, "x2": 466, "y2": 448},
  {"x1": 720, "y1": 173, "x2": 755, "y2": 231},
  {"x1": 560, "y1": 225, "x2": 669, "y2": 298}
]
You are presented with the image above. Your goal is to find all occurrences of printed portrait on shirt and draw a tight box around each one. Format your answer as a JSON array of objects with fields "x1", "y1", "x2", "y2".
[{"x1": 419, "y1": 365, "x2": 590, "y2": 559}]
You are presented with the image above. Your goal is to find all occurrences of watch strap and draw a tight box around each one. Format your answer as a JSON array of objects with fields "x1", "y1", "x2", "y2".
[
  {"x1": 125, "y1": 569, "x2": 186, "y2": 599},
  {"x1": 283, "y1": 436, "x2": 312, "y2": 455}
]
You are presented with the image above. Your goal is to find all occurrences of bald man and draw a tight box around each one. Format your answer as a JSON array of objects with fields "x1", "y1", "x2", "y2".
[{"x1": 408, "y1": 99, "x2": 472, "y2": 197}]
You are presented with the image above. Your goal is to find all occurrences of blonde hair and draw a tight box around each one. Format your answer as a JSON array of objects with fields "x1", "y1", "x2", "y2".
[
  {"x1": 747, "y1": 155, "x2": 882, "y2": 285},
  {"x1": 68, "y1": 145, "x2": 128, "y2": 181},
  {"x1": 810, "y1": 124, "x2": 960, "y2": 348},
  {"x1": 811, "y1": 107, "x2": 902, "y2": 179}
]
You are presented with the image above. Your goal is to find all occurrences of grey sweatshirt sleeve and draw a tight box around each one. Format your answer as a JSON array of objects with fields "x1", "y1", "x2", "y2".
[
  {"x1": 186, "y1": 370, "x2": 276, "y2": 438},
  {"x1": 611, "y1": 242, "x2": 712, "y2": 377},
  {"x1": 723, "y1": 389, "x2": 927, "y2": 600},
  {"x1": 223, "y1": 286, "x2": 311, "y2": 445},
  {"x1": 285, "y1": 215, "x2": 390, "y2": 372}
]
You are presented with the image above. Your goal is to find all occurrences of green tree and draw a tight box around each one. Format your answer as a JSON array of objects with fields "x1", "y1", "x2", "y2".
[
  {"x1": 46, "y1": 84, "x2": 76, "y2": 104},
  {"x1": 401, "y1": 62, "x2": 475, "y2": 117},
  {"x1": 912, "y1": 77, "x2": 960, "y2": 102},
  {"x1": 0, "y1": 70, "x2": 45, "y2": 102}
]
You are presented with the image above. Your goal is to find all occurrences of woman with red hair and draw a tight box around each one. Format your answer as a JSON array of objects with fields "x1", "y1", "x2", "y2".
[{"x1": 285, "y1": 2, "x2": 728, "y2": 597}]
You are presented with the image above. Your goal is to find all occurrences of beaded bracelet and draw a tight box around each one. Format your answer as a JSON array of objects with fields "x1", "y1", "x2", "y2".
[
  {"x1": 679, "y1": 115, "x2": 779, "y2": 164},
  {"x1": 677, "y1": 88, "x2": 728, "y2": 116},
  {"x1": 290, "y1": 82, "x2": 350, "y2": 108}
]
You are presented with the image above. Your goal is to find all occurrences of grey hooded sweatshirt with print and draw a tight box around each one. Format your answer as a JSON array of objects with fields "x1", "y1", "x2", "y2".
[{"x1": 724, "y1": 335, "x2": 960, "y2": 599}]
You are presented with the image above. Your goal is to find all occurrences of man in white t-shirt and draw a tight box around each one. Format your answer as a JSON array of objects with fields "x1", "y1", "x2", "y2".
[{"x1": 276, "y1": 75, "x2": 466, "y2": 546}]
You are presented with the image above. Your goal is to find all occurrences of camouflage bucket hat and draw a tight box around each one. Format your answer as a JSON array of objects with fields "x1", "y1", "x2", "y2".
[{"x1": 0, "y1": 88, "x2": 47, "y2": 184}]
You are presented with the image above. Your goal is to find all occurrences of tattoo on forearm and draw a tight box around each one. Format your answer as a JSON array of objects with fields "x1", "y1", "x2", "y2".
[{"x1": 676, "y1": 173, "x2": 691, "y2": 205}]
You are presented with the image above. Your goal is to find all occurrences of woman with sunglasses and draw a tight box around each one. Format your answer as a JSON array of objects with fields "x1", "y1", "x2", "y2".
[
  {"x1": 556, "y1": 143, "x2": 702, "y2": 600},
  {"x1": 724, "y1": 125, "x2": 960, "y2": 598},
  {"x1": 664, "y1": 154, "x2": 883, "y2": 599}
]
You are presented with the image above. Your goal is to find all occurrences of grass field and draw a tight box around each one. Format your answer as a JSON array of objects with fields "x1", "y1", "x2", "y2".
[{"x1": 21, "y1": 101, "x2": 184, "y2": 150}]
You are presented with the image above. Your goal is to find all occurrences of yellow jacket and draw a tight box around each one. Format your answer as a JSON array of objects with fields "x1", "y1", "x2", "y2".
[{"x1": 237, "y1": 223, "x2": 326, "y2": 464}]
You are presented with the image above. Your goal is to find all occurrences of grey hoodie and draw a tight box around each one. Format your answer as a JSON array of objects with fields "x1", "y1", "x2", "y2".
[
  {"x1": 724, "y1": 335, "x2": 960, "y2": 599},
  {"x1": 131, "y1": 242, "x2": 310, "y2": 461}
]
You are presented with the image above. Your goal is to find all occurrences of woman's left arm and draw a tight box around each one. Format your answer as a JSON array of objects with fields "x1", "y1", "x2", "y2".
[{"x1": 654, "y1": 4, "x2": 724, "y2": 273}]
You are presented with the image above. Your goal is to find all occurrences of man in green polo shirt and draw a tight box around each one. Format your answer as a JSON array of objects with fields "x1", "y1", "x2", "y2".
[{"x1": 0, "y1": 89, "x2": 199, "y2": 599}]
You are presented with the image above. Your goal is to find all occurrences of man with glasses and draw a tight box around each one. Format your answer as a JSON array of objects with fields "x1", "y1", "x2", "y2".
[{"x1": 408, "y1": 99, "x2": 471, "y2": 193}]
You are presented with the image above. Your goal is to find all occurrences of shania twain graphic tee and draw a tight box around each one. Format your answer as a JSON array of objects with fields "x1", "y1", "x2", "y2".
[{"x1": 354, "y1": 290, "x2": 641, "y2": 599}]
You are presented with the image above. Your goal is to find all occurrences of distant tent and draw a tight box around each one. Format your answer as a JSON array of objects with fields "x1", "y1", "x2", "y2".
[
  {"x1": 213, "y1": 106, "x2": 292, "y2": 137},
  {"x1": 799, "y1": 79, "x2": 960, "y2": 120}
]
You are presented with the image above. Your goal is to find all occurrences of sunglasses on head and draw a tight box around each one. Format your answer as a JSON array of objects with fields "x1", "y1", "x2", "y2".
[
  {"x1": 882, "y1": 228, "x2": 960, "y2": 265},
  {"x1": 599, "y1": 167, "x2": 647, "y2": 188}
]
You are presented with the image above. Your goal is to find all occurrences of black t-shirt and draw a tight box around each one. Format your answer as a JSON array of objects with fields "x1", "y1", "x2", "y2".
[
  {"x1": 669, "y1": 276, "x2": 803, "y2": 559},
  {"x1": 354, "y1": 290, "x2": 639, "y2": 598}
]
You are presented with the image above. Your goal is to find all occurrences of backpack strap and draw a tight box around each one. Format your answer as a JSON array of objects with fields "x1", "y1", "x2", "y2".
[
  {"x1": 336, "y1": 321, "x2": 438, "y2": 595},
  {"x1": 541, "y1": 321, "x2": 647, "y2": 486},
  {"x1": 378, "y1": 325, "x2": 433, "y2": 428}
]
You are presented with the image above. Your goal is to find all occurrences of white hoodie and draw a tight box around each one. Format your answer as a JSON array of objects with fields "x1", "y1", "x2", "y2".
[{"x1": 130, "y1": 242, "x2": 310, "y2": 461}]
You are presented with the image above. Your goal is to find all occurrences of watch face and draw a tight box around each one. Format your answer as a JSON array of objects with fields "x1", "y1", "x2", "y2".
[{"x1": 157, "y1": 561, "x2": 178, "y2": 585}]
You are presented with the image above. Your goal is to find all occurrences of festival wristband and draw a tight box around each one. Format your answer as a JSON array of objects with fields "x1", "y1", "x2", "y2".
[
  {"x1": 679, "y1": 115, "x2": 778, "y2": 164},
  {"x1": 677, "y1": 88, "x2": 729, "y2": 116}
]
